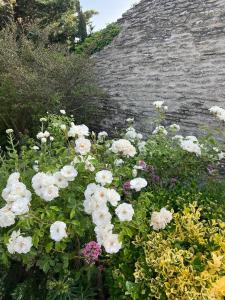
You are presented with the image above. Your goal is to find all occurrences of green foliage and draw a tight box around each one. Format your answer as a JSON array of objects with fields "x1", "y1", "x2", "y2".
[
  {"x1": 0, "y1": 25, "x2": 103, "y2": 144},
  {"x1": 0, "y1": 0, "x2": 97, "y2": 47},
  {"x1": 75, "y1": 23, "x2": 121, "y2": 56}
]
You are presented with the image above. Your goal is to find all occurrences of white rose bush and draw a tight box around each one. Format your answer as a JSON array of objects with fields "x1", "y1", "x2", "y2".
[{"x1": 0, "y1": 105, "x2": 224, "y2": 299}]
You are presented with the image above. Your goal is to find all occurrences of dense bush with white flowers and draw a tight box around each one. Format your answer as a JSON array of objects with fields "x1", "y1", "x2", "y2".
[{"x1": 0, "y1": 104, "x2": 224, "y2": 299}]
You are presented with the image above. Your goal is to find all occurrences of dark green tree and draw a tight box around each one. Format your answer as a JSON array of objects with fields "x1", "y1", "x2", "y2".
[{"x1": 75, "y1": 0, "x2": 87, "y2": 42}]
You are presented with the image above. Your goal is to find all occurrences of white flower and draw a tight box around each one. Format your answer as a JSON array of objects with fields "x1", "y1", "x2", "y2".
[
  {"x1": 106, "y1": 189, "x2": 121, "y2": 206},
  {"x1": 0, "y1": 206, "x2": 15, "y2": 227},
  {"x1": 132, "y1": 168, "x2": 138, "y2": 178},
  {"x1": 60, "y1": 124, "x2": 66, "y2": 131},
  {"x1": 68, "y1": 124, "x2": 89, "y2": 138},
  {"x1": 153, "y1": 101, "x2": 164, "y2": 109},
  {"x1": 94, "y1": 223, "x2": 114, "y2": 246},
  {"x1": 13, "y1": 236, "x2": 33, "y2": 254},
  {"x1": 6, "y1": 129, "x2": 14, "y2": 134},
  {"x1": 32, "y1": 146, "x2": 39, "y2": 151},
  {"x1": 84, "y1": 183, "x2": 99, "y2": 200},
  {"x1": 7, "y1": 172, "x2": 20, "y2": 186},
  {"x1": 153, "y1": 125, "x2": 168, "y2": 135},
  {"x1": 85, "y1": 161, "x2": 95, "y2": 172},
  {"x1": 36, "y1": 132, "x2": 45, "y2": 139},
  {"x1": 54, "y1": 172, "x2": 69, "y2": 189},
  {"x1": 11, "y1": 198, "x2": 29, "y2": 215},
  {"x1": 50, "y1": 136, "x2": 54, "y2": 141},
  {"x1": 114, "y1": 159, "x2": 124, "y2": 166},
  {"x1": 160, "y1": 208, "x2": 173, "y2": 224},
  {"x1": 218, "y1": 152, "x2": 225, "y2": 160},
  {"x1": 130, "y1": 178, "x2": 147, "y2": 192},
  {"x1": 126, "y1": 118, "x2": 134, "y2": 123},
  {"x1": 40, "y1": 118, "x2": 47, "y2": 122},
  {"x1": 180, "y1": 137, "x2": 201, "y2": 156},
  {"x1": 98, "y1": 131, "x2": 108, "y2": 140},
  {"x1": 115, "y1": 203, "x2": 134, "y2": 222},
  {"x1": 150, "y1": 208, "x2": 173, "y2": 231},
  {"x1": 75, "y1": 137, "x2": 91, "y2": 155},
  {"x1": 92, "y1": 187, "x2": 108, "y2": 204},
  {"x1": 43, "y1": 131, "x2": 50, "y2": 138},
  {"x1": 7, "y1": 230, "x2": 20, "y2": 254},
  {"x1": 125, "y1": 127, "x2": 137, "y2": 141},
  {"x1": 169, "y1": 124, "x2": 180, "y2": 131},
  {"x1": 92, "y1": 208, "x2": 112, "y2": 226},
  {"x1": 60, "y1": 165, "x2": 78, "y2": 181},
  {"x1": 60, "y1": 109, "x2": 66, "y2": 115},
  {"x1": 111, "y1": 139, "x2": 136, "y2": 157},
  {"x1": 7, "y1": 231, "x2": 32, "y2": 254},
  {"x1": 95, "y1": 170, "x2": 113, "y2": 186},
  {"x1": 172, "y1": 135, "x2": 183, "y2": 142},
  {"x1": 137, "y1": 141, "x2": 146, "y2": 153},
  {"x1": 209, "y1": 106, "x2": 225, "y2": 121},
  {"x1": 41, "y1": 137, "x2": 47, "y2": 144},
  {"x1": 42, "y1": 185, "x2": 59, "y2": 202},
  {"x1": 50, "y1": 221, "x2": 67, "y2": 242},
  {"x1": 103, "y1": 234, "x2": 122, "y2": 254}
]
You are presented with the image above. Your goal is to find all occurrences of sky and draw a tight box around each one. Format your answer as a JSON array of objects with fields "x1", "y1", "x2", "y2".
[{"x1": 81, "y1": 0, "x2": 140, "y2": 31}]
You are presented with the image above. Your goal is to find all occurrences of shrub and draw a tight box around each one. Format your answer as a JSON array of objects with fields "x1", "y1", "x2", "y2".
[
  {"x1": 0, "y1": 25, "x2": 103, "y2": 144},
  {"x1": 0, "y1": 103, "x2": 224, "y2": 299},
  {"x1": 75, "y1": 23, "x2": 121, "y2": 56}
]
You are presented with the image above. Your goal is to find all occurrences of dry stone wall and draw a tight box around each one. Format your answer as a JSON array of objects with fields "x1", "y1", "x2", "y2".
[{"x1": 93, "y1": 0, "x2": 225, "y2": 136}]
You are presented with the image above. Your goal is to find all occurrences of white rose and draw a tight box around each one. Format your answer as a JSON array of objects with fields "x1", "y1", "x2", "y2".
[
  {"x1": 50, "y1": 221, "x2": 67, "y2": 242},
  {"x1": 115, "y1": 203, "x2": 134, "y2": 222},
  {"x1": 95, "y1": 170, "x2": 113, "y2": 186},
  {"x1": 130, "y1": 178, "x2": 147, "y2": 192},
  {"x1": 60, "y1": 165, "x2": 78, "y2": 181},
  {"x1": 103, "y1": 234, "x2": 122, "y2": 254},
  {"x1": 75, "y1": 138, "x2": 91, "y2": 155}
]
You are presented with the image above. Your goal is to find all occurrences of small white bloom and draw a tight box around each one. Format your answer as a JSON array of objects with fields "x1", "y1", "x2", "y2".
[
  {"x1": 7, "y1": 232, "x2": 32, "y2": 254},
  {"x1": 43, "y1": 131, "x2": 50, "y2": 138},
  {"x1": 32, "y1": 146, "x2": 39, "y2": 151},
  {"x1": 42, "y1": 185, "x2": 59, "y2": 202},
  {"x1": 6, "y1": 129, "x2": 14, "y2": 134},
  {"x1": 50, "y1": 221, "x2": 67, "y2": 242},
  {"x1": 36, "y1": 132, "x2": 45, "y2": 139},
  {"x1": 132, "y1": 168, "x2": 138, "y2": 178},
  {"x1": 137, "y1": 141, "x2": 146, "y2": 153},
  {"x1": 75, "y1": 138, "x2": 91, "y2": 155},
  {"x1": 60, "y1": 109, "x2": 66, "y2": 115},
  {"x1": 153, "y1": 125, "x2": 168, "y2": 135},
  {"x1": 150, "y1": 208, "x2": 173, "y2": 231},
  {"x1": 126, "y1": 118, "x2": 134, "y2": 123},
  {"x1": 94, "y1": 223, "x2": 114, "y2": 246},
  {"x1": 180, "y1": 137, "x2": 201, "y2": 156},
  {"x1": 41, "y1": 137, "x2": 47, "y2": 144},
  {"x1": 50, "y1": 136, "x2": 54, "y2": 141},
  {"x1": 169, "y1": 124, "x2": 180, "y2": 131},
  {"x1": 92, "y1": 208, "x2": 112, "y2": 226},
  {"x1": 84, "y1": 183, "x2": 99, "y2": 200},
  {"x1": 130, "y1": 178, "x2": 147, "y2": 192},
  {"x1": 106, "y1": 189, "x2": 121, "y2": 206},
  {"x1": 60, "y1": 124, "x2": 66, "y2": 131},
  {"x1": 60, "y1": 165, "x2": 78, "y2": 181},
  {"x1": 114, "y1": 159, "x2": 124, "y2": 166},
  {"x1": 68, "y1": 124, "x2": 89, "y2": 138},
  {"x1": 218, "y1": 152, "x2": 225, "y2": 160},
  {"x1": 40, "y1": 118, "x2": 47, "y2": 122},
  {"x1": 98, "y1": 131, "x2": 108, "y2": 140},
  {"x1": 11, "y1": 198, "x2": 29, "y2": 215},
  {"x1": 54, "y1": 172, "x2": 69, "y2": 189},
  {"x1": 0, "y1": 206, "x2": 15, "y2": 227},
  {"x1": 103, "y1": 234, "x2": 122, "y2": 254},
  {"x1": 95, "y1": 170, "x2": 113, "y2": 186},
  {"x1": 153, "y1": 101, "x2": 164, "y2": 109},
  {"x1": 115, "y1": 203, "x2": 134, "y2": 222},
  {"x1": 111, "y1": 139, "x2": 136, "y2": 157}
]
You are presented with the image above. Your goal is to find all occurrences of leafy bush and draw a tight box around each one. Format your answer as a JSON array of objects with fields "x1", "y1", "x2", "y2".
[
  {"x1": 75, "y1": 23, "x2": 121, "y2": 56},
  {"x1": 0, "y1": 25, "x2": 103, "y2": 144},
  {"x1": 0, "y1": 103, "x2": 224, "y2": 299}
]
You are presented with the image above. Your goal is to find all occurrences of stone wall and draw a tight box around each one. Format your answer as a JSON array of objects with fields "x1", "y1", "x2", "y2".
[{"x1": 93, "y1": 0, "x2": 225, "y2": 136}]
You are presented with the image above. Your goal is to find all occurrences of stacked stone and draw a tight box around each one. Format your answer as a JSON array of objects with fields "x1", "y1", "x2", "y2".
[{"x1": 93, "y1": 0, "x2": 225, "y2": 136}]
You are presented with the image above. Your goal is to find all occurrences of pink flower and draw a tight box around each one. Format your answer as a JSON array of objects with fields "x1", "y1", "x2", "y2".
[{"x1": 82, "y1": 241, "x2": 102, "y2": 264}]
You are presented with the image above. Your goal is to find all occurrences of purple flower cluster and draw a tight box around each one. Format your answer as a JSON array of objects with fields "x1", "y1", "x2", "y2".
[{"x1": 82, "y1": 241, "x2": 102, "y2": 264}]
